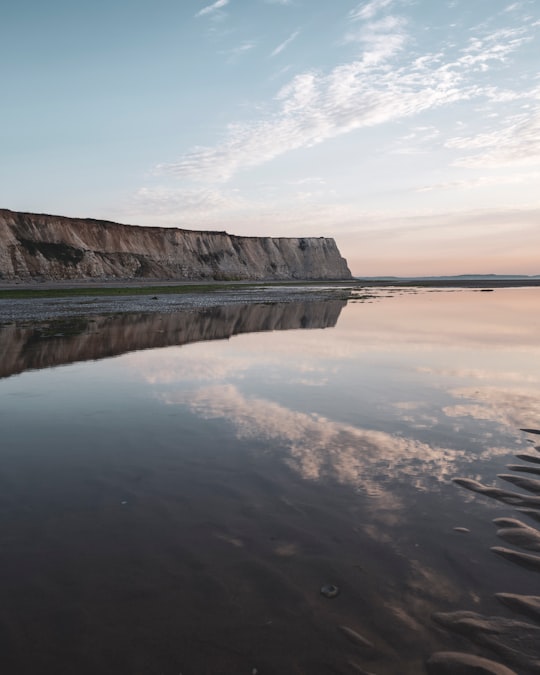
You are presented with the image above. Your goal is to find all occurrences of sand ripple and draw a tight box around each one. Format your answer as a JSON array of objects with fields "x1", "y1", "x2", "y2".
[
  {"x1": 432, "y1": 432, "x2": 540, "y2": 672},
  {"x1": 495, "y1": 593, "x2": 540, "y2": 623},
  {"x1": 491, "y1": 546, "x2": 540, "y2": 572},
  {"x1": 432, "y1": 611, "x2": 540, "y2": 671},
  {"x1": 498, "y1": 474, "x2": 540, "y2": 495},
  {"x1": 493, "y1": 517, "x2": 540, "y2": 552},
  {"x1": 426, "y1": 650, "x2": 518, "y2": 674}
]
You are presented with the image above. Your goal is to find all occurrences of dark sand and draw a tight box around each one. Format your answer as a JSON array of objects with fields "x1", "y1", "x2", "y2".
[{"x1": 0, "y1": 429, "x2": 456, "y2": 675}]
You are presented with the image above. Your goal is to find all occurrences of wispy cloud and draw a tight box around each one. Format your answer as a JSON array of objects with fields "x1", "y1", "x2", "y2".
[
  {"x1": 270, "y1": 29, "x2": 300, "y2": 57},
  {"x1": 131, "y1": 186, "x2": 247, "y2": 222},
  {"x1": 156, "y1": 8, "x2": 536, "y2": 184},
  {"x1": 447, "y1": 109, "x2": 540, "y2": 168},
  {"x1": 391, "y1": 125, "x2": 440, "y2": 155},
  {"x1": 504, "y1": 2, "x2": 522, "y2": 12},
  {"x1": 195, "y1": 0, "x2": 229, "y2": 18},
  {"x1": 417, "y1": 171, "x2": 540, "y2": 192},
  {"x1": 224, "y1": 41, "x2": 256, "y2": 61},
  {"x1": 458, "y1": 27, "x2": 531, "y2": 72},
  {"x1": 349, "y1": 0, "x2": 396, "y2": 22},
  {"x1": 344, "y1": 15, "x2": 407, "y2": 64},
  {"x1": 290, "y1": 176, "x2": 326, "y2": 185}
]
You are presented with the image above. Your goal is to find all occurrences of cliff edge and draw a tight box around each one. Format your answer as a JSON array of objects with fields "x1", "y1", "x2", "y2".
[{"x1": 0, "y1": 209, "x2": 351, "y2": 281}]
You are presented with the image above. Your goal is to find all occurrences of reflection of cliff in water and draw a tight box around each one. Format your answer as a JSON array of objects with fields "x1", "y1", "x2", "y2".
[{"x1": 0, "y1": 300, "x2": 345, "y2": 379}]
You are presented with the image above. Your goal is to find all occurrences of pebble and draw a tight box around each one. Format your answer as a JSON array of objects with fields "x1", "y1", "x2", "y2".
[{"x1": 320, "y1": 583, "x2": 340, "y2": 598}]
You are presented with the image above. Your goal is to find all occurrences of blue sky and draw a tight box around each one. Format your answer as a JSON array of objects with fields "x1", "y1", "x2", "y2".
[{"x1": 2, "y1": 0, "x2": 539, "y2": 275}]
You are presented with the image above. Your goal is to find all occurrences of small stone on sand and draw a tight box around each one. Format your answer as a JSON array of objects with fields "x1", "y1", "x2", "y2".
[{"x1": 320, "y1": 583, "x2": 340, "y2": 598}]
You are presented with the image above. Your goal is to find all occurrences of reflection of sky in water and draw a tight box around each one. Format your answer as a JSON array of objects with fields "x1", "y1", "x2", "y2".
[
  {"x1": 3, "y1": 288, "x2": 539, "y2": 493},
  {"x1": 118, "y1": 288, "x2": 540, "y2": 487}
]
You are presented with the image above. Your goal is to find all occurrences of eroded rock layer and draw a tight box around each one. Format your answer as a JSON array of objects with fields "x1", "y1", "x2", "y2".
[{"x1": 0, "y1": 209, "x2": 352, "y2": 281}]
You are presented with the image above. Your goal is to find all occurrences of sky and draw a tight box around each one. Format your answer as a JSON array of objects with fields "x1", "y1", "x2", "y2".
[{"x1": 1, "y1": 0, "x2": 539, "y2": 276}]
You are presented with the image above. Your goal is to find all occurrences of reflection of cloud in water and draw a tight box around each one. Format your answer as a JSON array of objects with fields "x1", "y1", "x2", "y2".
[
  {"x1": 444, "y1": 386, "x2": 540, "y2": 430},
  {"x1": 123, "y1": 337, "x2": 338, "y2": 386},
  {"x1": 161, "y1": 384, "x2": 510, "y2": 491},
  {"x1": 400, "y1": 414, "x2": 440, "y2": 430},
  {"x1": 126, "y1": 347, "x2": 253, "y2": 384},
  {"x1": 287, "y1": 376, "x2": 329, "y2": 387},
  {"x1": 419, "y1": 366, "x2": 540, "y2": 384},
  {"x1": 394, "y1": 401, "x2": 424, "y2": 410},
  {"x1": 393, "y1": 401, "x2": 440, "y2": 429}
]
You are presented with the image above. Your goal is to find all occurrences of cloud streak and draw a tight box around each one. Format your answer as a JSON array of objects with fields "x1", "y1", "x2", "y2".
[
  {"x1": 349, "y1": 0, "x2": 396, "y2": 22},
  {"x1": 225, "y1": 41, "x2": 256, "y2": 61},
  {"x1": 131, "y1": 186, "x2": 247, "y2": 221},
  {"x1": 195, "y1": 0, "x2": 229, "y2": 18},
  {"x1": 447, "y1": 109, "x2": 540, "y2": 168},
  {"x1": 416, "y1": 171, "x2": 540, "y2": 192},
  {"x1": 270, "y1": 29, "x2": 300, "y2": 57}
]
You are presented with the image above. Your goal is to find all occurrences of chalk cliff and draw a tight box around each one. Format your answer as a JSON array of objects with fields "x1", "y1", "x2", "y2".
[{"x1": 0, "y1": 209, "x2": 351, "y2": 281}]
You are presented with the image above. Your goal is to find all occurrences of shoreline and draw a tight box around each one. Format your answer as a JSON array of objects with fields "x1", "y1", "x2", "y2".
[
  {"x1": 1, "y1": 277, "x2": 540, "y2": 293},
  {"x1": 1, "y1": 278, "x2": 539, "y2": 324},
  {"x1": 0, "y1": 285, "x2": 353, "y2": 324}
]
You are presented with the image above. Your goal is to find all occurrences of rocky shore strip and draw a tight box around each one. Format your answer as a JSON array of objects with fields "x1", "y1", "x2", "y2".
[{"x1": 0, "y1": 283, "x2": 354, "y2": 324}]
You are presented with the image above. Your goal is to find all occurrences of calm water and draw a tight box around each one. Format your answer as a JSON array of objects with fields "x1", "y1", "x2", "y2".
[{"x1": 1, "y1": 288, "x2": 539, "y2": 674}]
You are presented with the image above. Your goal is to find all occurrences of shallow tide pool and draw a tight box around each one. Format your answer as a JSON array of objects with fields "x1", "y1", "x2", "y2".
[{"x1": 1, "y1": 287, "x2": 539, "y2": 674}]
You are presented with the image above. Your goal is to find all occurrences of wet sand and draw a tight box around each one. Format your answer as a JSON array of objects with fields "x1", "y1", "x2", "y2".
[
  {"x1": 0, "y1": 431, "x2": 455, "y2": 675},
  {"x1": 2, "y1": 289, "x2": 540, "y2": 673}
]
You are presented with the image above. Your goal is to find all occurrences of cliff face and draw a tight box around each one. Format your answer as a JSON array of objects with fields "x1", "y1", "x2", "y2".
[{"x1": 0, "y1": 209, "x2": 351, "y2": 281}]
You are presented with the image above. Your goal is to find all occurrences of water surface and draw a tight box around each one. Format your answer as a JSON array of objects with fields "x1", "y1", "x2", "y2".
[{"x1": 1, "y1": 288, "x2": 539, "y2": 674}]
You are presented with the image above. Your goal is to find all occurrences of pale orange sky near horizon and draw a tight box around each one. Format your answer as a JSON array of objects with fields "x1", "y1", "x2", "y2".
[{"x1": 338, "y1": 207, "x2": 540, "y2": 276}]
